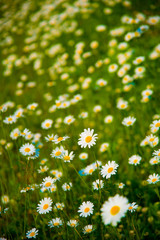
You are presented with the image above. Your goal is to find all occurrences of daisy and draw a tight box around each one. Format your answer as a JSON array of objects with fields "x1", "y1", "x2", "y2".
[
  {"x1": 147, "y1": 173, "x2": 160, "y2": 184},
  {"x1": 142, "y1": 89, "x2": 153, "y2": 97},
  {"x1": 101, "y1": 194, "x2": 129, "y2": 226},
  {"x1": 104, "y1": 115, "x2": 113, "y2": 123},
  {"x1": 96, "y1": 79, "x2": 107, "y2": 87},
  {"x1": 153, "y1": 149, "x2": 160, "y2": 158},
  {"x1": 37, "y1": 166, "x2": 49, "y2": 173},
  {"x1": 93, "y1": 105, "x2": 102, "y2": 113},
  {"x1": 117, "y1": 99, "x2": 128, "y2": 110},
  {"x1": 27, "y1": 103, "x2": 38, "y2": 110},
  {"x1": 151, "y1": 120, "x2": 160, "y2": 128},
  {"x1": 149, "y1": 157, "x2": 159, "y2": 165},
  {"x1": 67, "y1": 219, "x2": 78, "y2": 228},
  {"x1": 10, "y1": 128, "x2": 20, "y2": 140},
  {"x1": 41, "y1": 119, "x2": 53, "y2": 129},
  {"x1": 62, "y1": 182, "x2": 72, "y2": 191},
  {"x1": 79, "y1": 152, "x2": 88, "y2": 160},
  {"x1": 48, "y1": 218, "x2": 63, "y2": 228},
  {"x1": 108, "y1": 64, "x2": 118, "y2": 73},
  {"x1": 42, "y1": 176, "x2": 55, "y2": 189},
  {"x1": 45, "y1": 134, "x2": 57, "y2": 142},
  {"x1": 54, "y1": 202, "x2": 64, "y2": 210},
  {"x1": 50, "y1": 184, "x2": 57, "y2": 192},
  {"x1": 52, "y1": 136, "x2": 69, "y2": 144},
  {"x1": 100, "y1": 143, "x2": 109, "y2": 152},
  {"x1": 101, "y1": 161, "x2": 119, "y2": 179},
  {"x1": 83, "y1": 225, "x2": 95, "y2": 234},
  {"x1": 51, "y1": 146, "x2": 65, "y2": 158},
  {"x1": 14, "y1": 108, "x2": 24, "y2": 118},
  {"x1": 19, "y1": 143, "x2": 36, "y2": 156},
  {"x1": 37, "y1": 197, "x2": 53, "y2": 214},
  {"x1": 133, "y1": 56, "x2": 145, "y2": 65},
  {"x1": 64, "y1": 115, "x2": 75, "y2": 125},
  {"x1": 96, "y1": 25, "x2": 106, "y2": 32},
  {"x1": 146, "y1": 134, "x2": 159, "y2": 147},
  {"x1": 135, "y1": 66, "x2": 145, "y2": 75},
  {"x1": 21, "y1": 128, "x2": 30, "y2": 137},
  {"x1": 93, "y1": 179, "x2": 104, "y2": 190},
  {"x1": 3, "y1": 115, "x2": 17, "y2": 124},
  {"x1": 84, "y1": 164, "x2": 96, "y2": 175},
  {"x1": 1, "y1": 195, "x2": 9, "y2": 204},
  {"x1": 78, "y1": 128, "x2": 98, "y2": 148},
  {"x1": 62, "y1": 150, "x2": 75, "y2": 162},
  {"x1": 26, "y1": 228, "x2": 38, "y2": 239},
  {"x1": 128, "y1": 155, "x2": 142, "y2": 165},
  {"x1": 40, "y1": 158, "x2": 48, "y2": 165},
  {"x1": 128, "y1": 202, "x2": 138, "y2": 212},
  {"x1": 78, "y1": 201, "x2": 94, "y2": 217},
  {"x1": 79, "y1": 111, "x2": 88, "y2": 119},
  {"x1": 118, "y1": 183, "x2": 125, "y2": 189},
  {"x1": 122, "y1": 116, "x2": 136, "y2": 127}
]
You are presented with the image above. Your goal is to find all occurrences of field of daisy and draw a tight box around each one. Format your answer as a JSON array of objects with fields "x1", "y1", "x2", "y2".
[{"x1": 0, "y1": 0, "x2": 160, "y2": 239}]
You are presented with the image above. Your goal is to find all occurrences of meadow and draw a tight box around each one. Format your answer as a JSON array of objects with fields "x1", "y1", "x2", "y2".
[{"x1": 0, "y1": 0, "x2": 160, "y2": 239}]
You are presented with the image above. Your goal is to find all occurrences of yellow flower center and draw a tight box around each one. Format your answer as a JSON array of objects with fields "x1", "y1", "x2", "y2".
[
  {"x1": 133, "y1": 159, "x2": 138, "y2": 164},
  {"x1": 108, "y1": 167, "x2": 113, "y2": 173},
  {"x1": 64, "y1": 156, "x2": 70, "y2": 161},
  {"x1": 67, "y1": 119, "x2": 72, "y2": 123},
  {"x1": 30, "y1": 105, "x2": 36, "y2": 109},
  {"x1": 110, "y1": 206, "x2": 120, "y2": 215},
  {"x1": 152, "y1": 178, "x2": 157, "y2": 182},
  {"x1": 8, "y1": 117, "x2": 13, "y2": 121},
  {"x1": 84, "y1": 207, "x2": 90, "y2": 213},
  {"x1": 45, "y1": 182, "x2": 51, "y2": 187},
  {"x1": 56, "y1": 102, "x2": 61, "y2": 107},
  {"x1": 14, "y1": 133, "x2": 18, "y2": 137},
  {"x1": 43, "y1": 204, "x2": 49, "y2": 210},
  {"x1": 30, "y1": 232, "x2": 35, "y2": 237},
  {"x1": 120, "y1": 104, "x2": 125, "y2": 108},
  {"x1": 89, "y1": 169, "x2": 93, "y2": 174},
  {"x1": 25, "y1": 148, "x2": 30, "y2": 152},
  {"x1": 155, "y1": 123, "x2": 160, "y2": 127},
  {"x1": 127, "y1": 121, "x2": 132, "y2": 125},
  {"x1": 55, "y1": 151, "x2": 61, "y2": 156},
  {"x1": 86, "y1": 228, "x2": 92, "y2": 233},
  {"x1": 153, "y1": 160, "x2": 158, "y2": 164},
  {"x1": 57, "y1": 137, "x2": 63, "y2": 142},
  {"x1": 128, "y1": 206, "x2": 133, "y2": 210},
  {"x1": 70, "y1": 223, "x2": 75, "y2": 227},
  {"x1": 54, "y1": 222, "x2": 59, "y2": 226},
  {"x1": 85, "y1": 136, "x2": 92, "y2": 143},
  {"x1": 49, "y1": 137, "x2": 54, "y2": 141}
]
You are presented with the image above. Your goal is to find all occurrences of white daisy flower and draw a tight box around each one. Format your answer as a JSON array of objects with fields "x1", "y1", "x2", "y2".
[
  {"x1": 10, "y1": 128, "x2": 20, "y2": 140},
  {"x1": 48, "y1": 217, "x2": 63, "y2": 228},
  {"x1": 37, "y1": 197, "x2": 53, "y2": 214},
  {"x1": 26, "y1": 228, "x2": 38, "y2": 239},
  {"x1": 104, "y1": 115, "x2": 113, "y2": 123},
  {"x1": 51, "y1": 146, "x2": 65, "y2": 158},
  {"x1": 128, "y1": 155, "x2": 141, "y2": 165},
  {"x1": 54, "y1": 202, "x2": 65, "y2": 210},
  {"x1": 147, "y1": 173, "x2": 160, "y2": 184},
  {"x1": 149, "y1": 157, "x2": 159, "y2": 165},
  {"x1": 41, "y1": 119, "x2": 53, "y2": 129},
  {"x1": 118, "y1": 183, "x2": 125, "y2": 189},
  {"x1": 117, "y1": 99, "x2": 128, "y2": 110},
  {"x1": 153, "y1": 149, "x2": 160, "y2": 158},
  {"x1": 93, "y1": 179, "x2": 104, "y2": 190},
  {"x1": 122, "y1": 116, "x2": 136, "y2": 127},
  {"x1": 108, "y1": 64, "x2": 118, "y2": 72},
  {"x1": 100, "y1": 143, "x2": 109, "y2": 152},
  {"x1": 101, "y1": 194, "x2": 129, "y2": 226},
  {"x1": 78, "y1": 201, "x2": 94, "y2": 217},
  {"x1": 79, "y1": 152, "x2": 88, "y2": 160},
  {"x1": 96, "y1": 79, "x2": 107, "y2": 87},
  {"x1": 84, "y1": 164, "x2": 96, "y2": 175},
  {"x1": 62, "y1": 150, "x2": 75, "y2": 162},
  {"x1": 41, "y1": 176, "x2": 55, "y2": 189},
  {"x1": 3, "y1": 115, "x2": 17, "y2": 124},
  {"x1": 62, "y1": 182, "x2": 72, "y2": 191},
  {"x1": 128, "y1": 202, "x2": 138, "y2": 212},
  {"x1": 27, "y1": 103, "x2": 38, "y2": 110},
  {"x1": 101, "y1": 161, "x2": 119, "y2": 179},
  {"x1": 83, "y1": 225, "x2": 95, "y2": 234},
  {"x1": 64, "y1": 115, "x2": 75, "y2": 125},
  {"x1": 67, "y1": 219, "x2": 78, "y2": 228},
  {"x1": 19, "y1": 143, "x2": 36, "y2": 156},
  {"x1": 45, "y1": 134, "x2": 57, "y2": 142},
  {"x1": 78, "y1": 128, "x2": 98, "y2": 148},
  {"x1": 52, "y1": 136, "x2": 69, "y2": 144}
]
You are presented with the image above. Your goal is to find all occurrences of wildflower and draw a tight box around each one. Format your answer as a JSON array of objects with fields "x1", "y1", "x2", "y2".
[
  {"x1": 146, "y1": 134, "x2": 159, "y2": 147},
  {"x1": 93, "y1": 105, "x2": 102, "y2": 113},
  {"x1": 100, "y1": 143, "x2": 109, "y2": 152},
  {"x1": 128, "y1": 202, "x2": 138, "y2": 212},
  {"x1": 79, "y1": 152, "x2": 88, "y2": 160},
  {"x1": 1, "y1": 195, "x2": 9, "y2": 204},
  {"x1": 45, "y1": 134, "x2": 57, "y2": 142},
  {"x1": 104, "y1": 115, "x2": 113, "y2": 123},
  {"x1": 3, "y1": 115, "x2": 17, "y2": 124},
  {"x1": 101, "y1": 161, "x2": 119, "y2": 179},
  {"x1": 26, "y1": 228, "x2": 38, "y2": 239},
  {"x1": 62, "y1": 150, "x2": 75, "y2": 162},
  {"x1": 117, "y1": 99, "x2": 128, "y2": 110},
  {"x1": 64, "y1": 115, "x2": 75, "y2": 125},
  {"x1": 78, "y1": 128, "x2": 98, "y2": 148},
  {"x1": 118, "y1": 183, "x2": 125, "y2": 189},
  {"x1": 19, "y1": 143, "x2": 36, "y2": 156},
  {"x1": 133, "y1": 56, "x2": 145, "y2": 65},
  {"x1": 79, "y1": 112, "x2": 88, "y2": 119},
  {"x1": 27, "y1": 103, "x2": 38, "y2": 110},
  {"x1": 122, "y1": 116, "x2": 136, "y2": 126},
  {"x1": 51, "y1": 146, "x2": 65, "y2": 158},
  {"x1": 37, "y1": 197, "x2": 52, "y2": 214},
  {"x1": 42, "y1": 176, "x2": 55, "y2": 189},
  {"x1": 48, "y1": 218, "x2": 63, "y2": 228},
  {"x1": 96, "y1": 79, "x2": 107, "y2": 87},
  {"x1": 41, "y1": 119, "x2": 53, "y2": 129},
  {"x1": 78, "y1": 201, "x2": 94, "y2": 217},
  {"x1": 62, "y1": 182, "x2": 72, "y2": 191},
  {"x1": 84, "y1": 164, "x2": 96, "y2": 175},
  {"x1": 93, "y1": 179, "x2": 104, "y2": 190},
  {"x1": 147, "y1": 173, "x2": 160, "y2": 184},
  {"x1": 128, "y1": 155, "x2": 142, "y2": 165},
  {"x1": 54, "y1": 203, "x2": 64, "y2": 210},
  {"x1": 10, "y1": 128, "x2": 20, "y2": 140},
  {"x1": 101, "y1": 194, "x2": 129, "y2": 226},
  {"x1": 67, "y1": 219, "x2": 78, "y2": 228},
  {"x1": 149, "y1": 157, "x2": 159, "y2": 165},
  {"x1": 37, "y1": 166, "x2": 49, "y2": 173},
  {"x1": 53, "y1": 135, "x2": 69, "y2": 144},
  {"x1": 83, "y1": 225, "x2": 95, "y2": 234},
  {"x1": 108, "y1": 64, "x2": 118, "y2": 72},
  {"x1": 153, "y1": 149, "x2": 160, "y2": 158}
]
